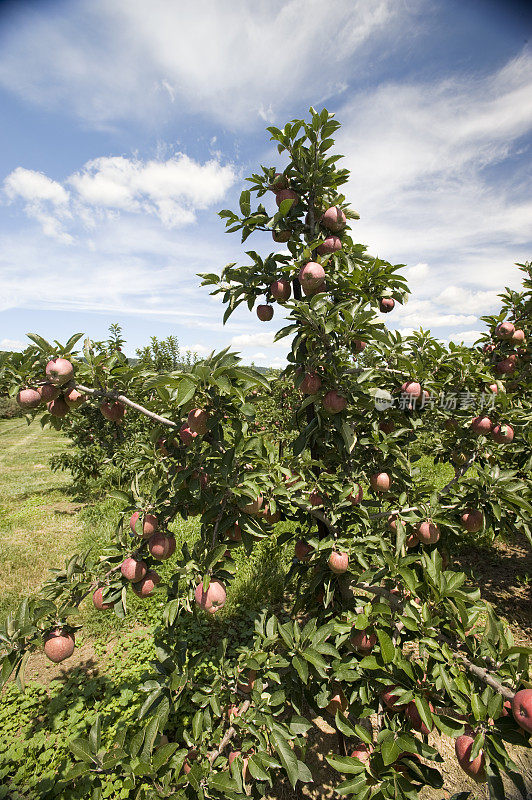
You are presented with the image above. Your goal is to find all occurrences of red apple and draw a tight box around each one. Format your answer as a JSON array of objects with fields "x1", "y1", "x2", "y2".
[
  {"x1": 379, "y1": 298, "x2": 395, "y2": 313},
  {"x1": 415, "y1": 521, "x2": 440, "y2": 545},
  {"x1": 226, "y1": 523, "x2": 242, "y2": 542},
  {"x1": 470, "y1": 415, "x2": 492, "y2": 435},
  {"x1": 328, "y1": 551, "x2": 349, "y2": 574},
  {"x1": 298, "y1": 262, "x2": 326, "y2": 296},
  {"x1": 148, "y1": 532, "x2": 176, "y2": 560},
  {"x1": 275, "y1": 188, "x2": 298, "y2": 207},
  {"x1": 460, "y1": 509, "x2": 484, "y2": 533},
  {"x1": 317, "y1": 235, "x2": 342, "y2": 255},
  {"x1": 121, "y1": 557, "x2": 148, "y2": 582},
  {"x1": 321, "y1": 206, "x2": 346, "y2": 232},
  {"x1": 486, "y1": 383, "x2": 498, "y2": 393},
  {"x1": 405, "y1": 701, "x2": 433, "y2": 734},
  {"x1": 132, "y1": 570, "x2": 160, "y2": 597},
  {"x1": 188, "y1": 408, "x2": 209, "y2": 435},
  {"x1": 496, "y1": 357, "x2": 517, "y2": 375},
  {"x1": 348, "y1": 484, "x2": 363, "y2": 505},
  {"x1": 270, "y1": 279, "x2": 291, "y2": 300},
  {"x1": 179, "y1": 423, "x2": 197, "y2": 445},
  {"x1": 241, "y1": 495, "x2": 263, "y2": 514},
  {"x1": 300, "y1": 371, "x2": 322, "y2": 394},
  {"x1": 370, "y1": 472, "x2": 391, "y2": 492},
  {"x1": 16, "y1": 388, "x2": 41, "y2": 409},
  {"x1": 237, "y1": 669, "x2": 256, "y2": 693},
  {"x1": 511, "y1": 689, "x2": 532, "y2": 733},
  {"x1": 43, "y1": 628, "x2": 75, "y2": 663},
  {"x1": 322, "y1": 390, "x2": 347, "y2": 413},
  {"x1": 350, "y1": 743, "x2": 372, "y2": 763},
  {"x1": 491, "y1": 423, "x2": 514, "y2": 443},
  {"x1": 262, "y1": 505, "x2": 281, "y2": 524},
  {"x1": 47, "y1": 398, "x2": 69, "y2": 417},
  {"x1": 455, "y1": 734, "x2": 486, "y2": 782},
  {"x1": 257, "y1": 304, "x2": 273, "y2": 321},
  {"x1": 309, "y1": 491, "x2": 324, "y2": 507},
  {"x1": 510, "y1": 329, "x2": 525, "y2": 344},
  {"x1": 270, "y1": 172, "x2": 288, "y2": 192},
  {"x1": 326, "y1": 687, "x2": 348, "y2": 714},
  {"x1": 38, "y1": 383, "x2": 61, "y2": 402},
  {"x1": 483, "y1": 342, "x2": 496, "y2": 354},
  {"x1": 495, "y1": 321, "x2": 515, "y2": 340},
  {"x1": 194, "y1": 580, "x2": 227, "y2": 613},
  {"x1": 100, "y1": 401, "x2": 125, "y2": 422},
  {"x1": 406, "y1": 533, "x2": 419, "y2": 549},
  {"x1": 350, "y1": 629, "x2": 377, "y2": 654},
  {"x1": 381, "y1": 685, "x2": 406, "y2": 710},
  {"x1": 130, "y1": 511, "x2": 158, "y2": 538},
  {"x1": 401, "y1": 381, "x2": 422, "y2": 397},
  {"x1": 272, "y1": 229, "x2": 291, "y2": 243},
  {"x1": 353, "y1": 340, "x2": 367, "y2": 353},
  {"x1": 63, "y1": 387, "x2": 86, "y2": 409},
  {"x1": 295, "y1": 540, "x2": 313, "y2": 560},
  {"x1": 92, "y1": 587, "x2": 113, "y2": 611},
  {"x1": 45, "y1": 358, "x2": 74, "y2": 386}
]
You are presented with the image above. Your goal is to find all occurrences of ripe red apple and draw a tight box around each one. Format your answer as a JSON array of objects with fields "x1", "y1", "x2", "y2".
[
  {"x1": 179, "y1": 423, "x2": 197, "y2": 445},
  {"x1": 309, "y1": 491, "x2": 324, "y2": 507},
  {"x1": 182, "y1": 748, "x2": 199, "y2": 775},
  {"x1": 130, "y1": 511, "x2": 158, "y2": 538},
  {"x1": 226, "y1": 523, "x2": 242, "y2": 542},
  {"x1": 257, "y1": 304, "x2": 273, "y2": 321},
  {"x1": 262, "y1": 505, "x2": 281, "y2": 524},
  {"x1": 270, "y1": 279, "x2": 291, "y2": 300},
  {"x1": 326, "y1": 687, "x2": 348, "y2": 714},
  {"x1": 511, "y1": 328, "x2": 525, "y2": 344},
  {"x1": 495, "y1": 321, "x2": 515, "y2": 340},
  {"x1": 188, "y1": 408, "x2": 209, "y2": 435},
  {"x1": 381, "y1": 685, "x2": 406, "y2": 711},
  {"x1": 194, "y1": 580, "x2": 227, "y2": 613},
  {"x1": 491, "y1": 423, "x2": 514, "y2": 443},
  {"x1": 387, "y1": 514, "x2": 397, "y2": 532},
  {"x1": 132, "y1": 570, "x2": 160, "y2": 598},
  {"x1": 350, "y1": 743, "x2": 372, "y2": 763},
  {"x1": 328, "y1": 551, "x2": 349, "y2": 574},
  {"x1": 405, "y1": 701, "x2": 433, "y2": 734},
  {"x1": 460, "y1": 509, "x2": 484, "y2": 533},
  {"x1": 415, "y1": 521, "x2": 440, "y2": 545},
  {"x1": 92, "y1": 587, "x2": 113, "y2": 611},
  {"x1": 237, "y1": 669, "x2": 256, "y2": 693},
  {"x1": 511, "y1": 689, "x2": 532, "y2": 733},
  {"x1": 241, "y1": 495, "x2": 263, "y2": 514},
  {"x1": 45, "y1": 358, "x2": 74, "y2": 386},
  {"x1": 350, "y1": 628, "x2": 377, "y2": 654},
  {"x1": 300, "y1": 371, "x2": 322, "y2": 394},
  {"x1": 272, "y1": 229, "x2": 291, "y2": 243},
  {"x1": 379, "y1": 297, "x2": 395, "y2": 313},
  {"x1": 47, "y1": 397, "x2": 69, "y2": 417},
  {"x1": 317, "y1": 235, "x2": 342, "y2": 255},
  {"x1": 270, "y1": 172, "x2": 288, "y2": 192},
  {"x1": 353, "y1": 340, "x2": 366, "y2": 353},
  {"x1": 379, "y1": 419, "x2": 395, "y2": 434},
  {"x1": 275, "y1": 188, "x2": 299, "y2": 207},
  {"x1": 298, "y1": 262, "x2": 326, "y2": 296},
  {"x1": 348, "y1": 483, "x2": 363, "y2": 505},
  {"x1": 148, "y1": 532, "x2": 176, "y2": 560},
  {"x1": 295, "y1": 540, "x2": 313, "y2": 560},
  {"x1": 63, "y1": 387, "x2": 86, "y2": 409},
  {"x1": 486, "y1": 383, "x2": 498, "y2": 393},
  {"x1": 100, "y1": 401, "x2": 125, "y2": 422},
  {"x1": 321, "y1": 206, "x2": 346, "y2": 232},
  {"x1": 43, "y1": 629, "x2": 75, "y2": 663},
  {"x1": 38, "y1": 383, "x2": 61, "y2": 402},
  {"x1": 496, "y1": 357, "x2": 516, "y2": 375},
  {"x1": 120, "y1": 557, "x2": 148, "y2": 582},
  {"x1": 322, "y1": 390, "x2": 347, "y2": 413},
  {"x1": 455, "y1": 734, "x2": 487, "y2": 782},
  {"x1": 470, "y1": 415, "x2": 492, "y2": 435},
  {"x1": 370, "y1": 472, "x2": 391, "y2": 492},
  {"x1": 401, "y1": 381, "x2": 422, "y2": 397},
  {"x1": 16, "y1": 388, "x2": 41, "y2": 409}
]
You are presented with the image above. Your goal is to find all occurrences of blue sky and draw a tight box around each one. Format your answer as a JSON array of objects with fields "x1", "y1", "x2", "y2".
[{"x1": 0, "y1": 0, "x2": 531, "y2": 367}]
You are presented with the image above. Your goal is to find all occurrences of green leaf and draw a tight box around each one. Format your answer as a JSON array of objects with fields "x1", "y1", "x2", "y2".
[
  {"x1": 377, "y1": 630, "x2": 395, "y2": 664},
  {"x1": 69, "y1": 738, "x2": 95, "y2": 763},
  {"x1": 192, "y1": 709, "x2": 203, "y2": 740},
  {"x1": 89, "y1": 715, "x2": 101, "y2": 754},
  {"x1": 326, "y1": 754, "x2": 366, "y2": 774},
  {"x1": 381, "y1": 738, "x2": 401, "y2": 766},
  {"x1": 247, "y1": 755, "x2": 271, "y2": 781},
  {"x1": 291, "y1": 654, "x2": 308, "y2": 684},
  {"x1": 271, "y1": 731, "x2": 299, "y2": 788},
  {"x1": 175, "y1": 376, "x2": 197, "y2": 407}
]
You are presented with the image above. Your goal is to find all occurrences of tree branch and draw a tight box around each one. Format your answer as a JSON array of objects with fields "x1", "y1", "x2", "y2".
[
  {"x1": 207, "y1": 700, "x2": 251, "y2": 763},
  {"x1": 75, "y1": 383, "x2": 178, "y2": 429}
]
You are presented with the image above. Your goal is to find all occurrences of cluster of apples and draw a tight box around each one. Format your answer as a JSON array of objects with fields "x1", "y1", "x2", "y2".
[
  {"x1": 296, "y1": 369, "x2": 348, "y2": 414},
  {"x1": 178, "y1": 407, "x2": 209, "y2": 446},
  {"x1": 17, "y1": 358, "x2": 85, "y2": 418},
  {"x1": 485, "y1": 320, "x2": 528, "y2": 378}
]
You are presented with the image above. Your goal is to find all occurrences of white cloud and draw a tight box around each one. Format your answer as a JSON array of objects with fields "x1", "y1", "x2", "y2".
[
  {"x1": 0, "y1": 0, "x2": 414, "y2": 130},
  {"x1": 230, "y1": 331, "x2": 285, "y2": 348},
  {"x1": 446, "y1": 329, "x2": 483, "y2": 345},
  {"x1": 0, "y1": 338, "x2": 24, "y2": 350},
  {"x1": 4, "y1": 167, "x2": 69, "y2": 205}
]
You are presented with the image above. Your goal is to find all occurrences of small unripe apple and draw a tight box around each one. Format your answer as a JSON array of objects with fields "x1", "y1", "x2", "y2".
[
  {"x1": 328, "y1": 551, "x2": 349, "y2": 574},
  {"x1": 121, "y1": 557, "x2": 148, "y2": 582},
  {"x1": 130, "y1": 511, "x2": 158, "y2": 537},
  {"x1": 92, "y1": 587, "x2": 113, "y2": 611},
  {"x1": 47, "y1": 397, "x2": 69, "y2": 417},
  {"x1": 455, "y1": 734, "x2": 486, "y2": 782},
  {"x1": 16, "y1": 388, "x2": 41, "y2": 409},
  {"x1": 350, "y1": 628, "x2": 376, "y2": 653},
  {"x1": 470, "y1": 415, "x2": 492, "y2": 435},
  {"x1": 38, "y1": 383, "x2": 61, "y2": 402},
  {"x1": 300, "y1": 371, "x2": 322, "y2": 394},
  {"x1": 460, "y1": 509, "x2": 484, "y2": 532},
  {"x1": 45, "y1": 358, "x2": 74, "y2": 386},
  {"x1": 241, "y1": 495, "x2": 263, "y2": 514},
  {"x1": 100, "y1": 401, "x2": 125, "y2": 422},
  {"x1": 401, "y1": 381, "x2": 421, "y2": 397},
  {"x1": 348, "y1": 483, "x2": 363, "y2": 505},
  {"x1": 257, "y1": 304, "x2": 273, "y2": 321},
  {"x1": 131, "y1": 570, "x2": 160, "y2": 597},
  {"x1": 370, "y1": 472, "x2": 391, "y2": 492},
  {"x1": 511, "y1": 689, "x2": 532, "y2": 733},
  {"x1": 272, "y1": 229, "x2": 291, "y2": 243},
  {"x1": 322, "y1": 390, "x2": 347, "y2": 413},
  {"x1": 179, "y1": 423, "x2": 197, "y2": 445},
  {"x1": 64, "y1": 387, "x2": 86, "y2": 408},
  {"x1": 188, "y1": 408, "x2": 209, "y2": 435},
  {"x1": 194, "y1": 579, "x2": 227, "y2": 613},
  {"x1": 295, "y1": 540, "x2": 313, "y2": 560},
  {"x1": 379, "y1": 297, "x2": 395, "y2": 313},
  {"x1": 43, "y1": 628, "x2": 75, "y2": 662},
  {"x1": 270, "y1": 279, "x2": 291, "y2": 301},
  {"x1": 495, "y1": 321, "x2": 515, "y2": 340},
  {"x1": 491, "y1": 423, "x2": 514, "y2": 443},
  {"x1": 270, "y1": 172, "x2": 288, "y2": 192},
  {"x1": 148, "y1": 532, "x2": 176, "y2": 560},
  {"x1": 317, "y1": 235, "x2": 342, "y2": 255},
  {"x1": 415, "y1": 521, "x2": 440, "y2": 544},
  {"x1": 275, "y1": 188, "x2": 299, "y2": 207},
  {"x1": 298, "y1": 262, "x2": 325, "y2": 295},
  {"x1": 321, "y1": 206, "x2": 346, "y2": 232},
  {"x1": 326, "y1": 687, "x2": 348, "y2": 714}
]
